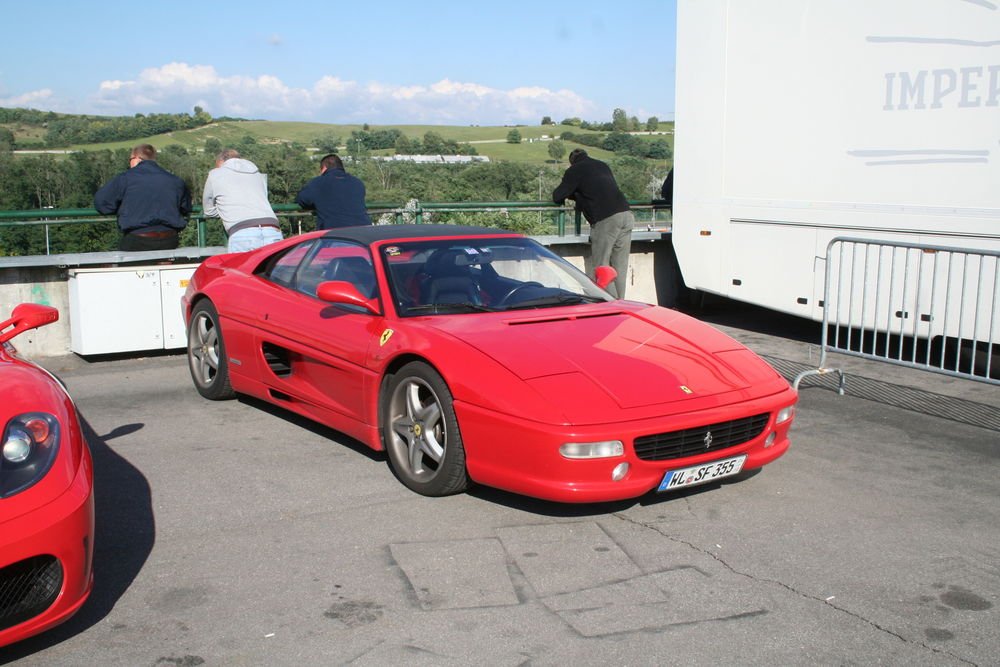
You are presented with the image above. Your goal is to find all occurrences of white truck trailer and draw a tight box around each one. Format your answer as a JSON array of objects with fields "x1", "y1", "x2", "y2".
[{"x1": 672, "y1": 0, "x2": 1000, "y2": 373}]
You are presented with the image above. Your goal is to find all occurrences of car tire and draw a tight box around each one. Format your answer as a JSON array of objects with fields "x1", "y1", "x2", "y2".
[
  {"x1": 187, "y1": 300, "x2": 236, "y2": 400},
  {"x1": 382, "y1": 361, "x2": 468, "y2": 496}
]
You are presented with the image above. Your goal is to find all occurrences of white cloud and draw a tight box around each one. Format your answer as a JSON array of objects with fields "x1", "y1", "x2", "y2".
[
  {"x1": 87, "y1": 62, "x2": 595, "y2": 125},
  {"x1": 0, "y1": 88, "x2": 55, "y2": 107},
  {"x1": 430, "y1": 79, "x2": 492, "y2": 97},
  {"x1": 99, "y1": 80, "x2": 131, "y2": 91},
  {"x1": 140, "y1": 63, "x2": 219, "y2": 90}
]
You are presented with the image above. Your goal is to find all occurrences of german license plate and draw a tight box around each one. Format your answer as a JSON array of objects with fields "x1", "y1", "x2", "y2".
[{"x1": 658, "y1": 455, "x2": 747, "y2": 492}]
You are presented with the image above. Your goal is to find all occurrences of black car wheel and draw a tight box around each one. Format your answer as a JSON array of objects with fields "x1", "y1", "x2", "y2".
[
  {"x1": 187, "y1": 300, "x2": 235, "y2": 400},
  {"x1": 382, "y1": 361, "x2": 468, "y2": 496}
]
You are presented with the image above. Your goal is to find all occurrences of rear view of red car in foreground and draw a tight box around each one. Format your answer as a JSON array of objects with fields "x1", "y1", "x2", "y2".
[
  {"x1": 183, "y1": 224, "x2": 797, "y2": 503},
  {"x1": 0, "y1": 304, "x2": 94, "y2": 648}
]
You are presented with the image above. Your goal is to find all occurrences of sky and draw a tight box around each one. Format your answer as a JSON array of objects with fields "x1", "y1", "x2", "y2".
[{"x1": 0, "y1": 1, "x2": 677, "y2": 126}]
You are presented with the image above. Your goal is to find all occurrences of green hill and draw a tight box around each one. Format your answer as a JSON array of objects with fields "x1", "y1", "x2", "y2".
[{"x1": 3, "y1": 113, "x2": 673, "y2": 168}]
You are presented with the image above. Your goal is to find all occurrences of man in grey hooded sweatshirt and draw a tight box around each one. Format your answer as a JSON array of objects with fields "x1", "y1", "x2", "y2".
[{"x1": 202, "y1": 148, "x2": 283, "y2": 252}]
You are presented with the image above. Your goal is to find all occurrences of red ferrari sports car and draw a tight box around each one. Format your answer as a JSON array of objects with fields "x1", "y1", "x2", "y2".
[
  {"x1": 0, "y1": 304, "x2": 94, "y2": 647},
  {"x1": 183, "y1": 224, "x2": 796, "y2": 503}
]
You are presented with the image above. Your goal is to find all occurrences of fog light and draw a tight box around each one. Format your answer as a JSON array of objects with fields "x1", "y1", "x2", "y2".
[
  {"x1": 764, "y1": 432, "x2": 776, "y2": 448},
  {"x1": 776, "y1": 405, "x2": 795, "y2": 424},
  {"x1": 611, "y1": 462, "x2": 630, "y2": 481},
  {"x1": 3, "y1": 429, "x2": 32, "y2": 463},
  {"x1": 560, "y1": 440, "x2": 624, "y2": 459}
]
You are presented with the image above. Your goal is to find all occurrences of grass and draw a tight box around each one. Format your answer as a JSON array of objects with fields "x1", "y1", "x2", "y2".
[
  {"x1": 6, "y1": 117, "x2": 674, "y2": 167},
  {"x1": 2, "y1": 122, "x2": 47, "y2": 143}
]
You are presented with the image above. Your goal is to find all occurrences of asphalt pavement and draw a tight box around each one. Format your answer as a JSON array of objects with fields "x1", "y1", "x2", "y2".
[{"x1": 2, "y1": 303, "x2": 998, "y2": 666}]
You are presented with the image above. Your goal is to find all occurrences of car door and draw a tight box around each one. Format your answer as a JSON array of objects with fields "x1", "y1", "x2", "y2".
[{"x1": 254, "y1": 238, "x2": 384, "y2": 426}]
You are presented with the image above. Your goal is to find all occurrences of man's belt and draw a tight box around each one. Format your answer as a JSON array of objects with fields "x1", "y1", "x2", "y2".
[
  {"x1": 227, "y1": 219, "x2": 281, "y2": 237},
  {"x1": 129, "y1": 229, "x2": 178, "y2": 239}
]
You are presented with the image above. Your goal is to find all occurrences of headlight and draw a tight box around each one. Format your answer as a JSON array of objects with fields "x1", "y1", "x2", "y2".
[
  {"x1": 1, "y1": 412, "x2": 60, "y2": 498},
  {"x1": 775, "y1": 405, "x2": 795, "y2": 424},
  {"x1": 559, "y1": 440, "x2": 624, "y2": 459}
]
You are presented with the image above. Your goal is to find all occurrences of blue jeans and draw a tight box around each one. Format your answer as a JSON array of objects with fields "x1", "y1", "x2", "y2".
[{"x1": 228, "y1": 226, "x2": 283, "y2": 253}]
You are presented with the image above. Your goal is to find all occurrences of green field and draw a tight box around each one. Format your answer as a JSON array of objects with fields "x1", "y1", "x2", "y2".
[
  {"x1": 4, "y1": 122, "x2": 46, "y2": 142},
  {"x1": 4, "y1": 117, "x2": 673, "y2": 168}
]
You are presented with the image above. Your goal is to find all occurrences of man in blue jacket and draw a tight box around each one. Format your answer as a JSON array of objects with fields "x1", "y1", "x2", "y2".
[
  {"x1": 295, "y1": 154, "x2": 371, "y2": 230},
  {"x1": 94, "y1": 144, "x2": 192, "y2": 251}
]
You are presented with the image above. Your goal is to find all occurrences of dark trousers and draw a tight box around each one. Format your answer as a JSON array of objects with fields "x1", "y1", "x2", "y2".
[{"x1": 120, "y1": 229, "x2": 179, "y2": 251}]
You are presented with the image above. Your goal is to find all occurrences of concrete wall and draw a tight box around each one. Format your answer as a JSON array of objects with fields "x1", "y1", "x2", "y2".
[
  {"x1": 543, "y1": 234, "x2": 684, "y2": 309},
  {"x1": 0, "y1": 246, "x2": 220, "y2": 358},
  {"x1": 0, "y1": 233, "x2": 680, "y2": 358},
  {"x1": 0, "y1": 265, "x2": 74, "y2": 357}
]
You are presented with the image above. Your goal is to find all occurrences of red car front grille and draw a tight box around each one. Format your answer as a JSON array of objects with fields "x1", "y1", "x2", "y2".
[
  {"x1": 0, "y1": 555, "x2": 63, "y2": 632},
  {"x1": 634, "y1": 413, "x2": 770, "y2": 461}
]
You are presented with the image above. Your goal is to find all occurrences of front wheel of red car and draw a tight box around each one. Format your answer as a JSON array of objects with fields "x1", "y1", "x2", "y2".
[
  {"x1": 187, "y1": 300, "x2": 236, "y2": 400},
  {"x1": 382, "y1": 361, "x2": 469, "y2": 496}
]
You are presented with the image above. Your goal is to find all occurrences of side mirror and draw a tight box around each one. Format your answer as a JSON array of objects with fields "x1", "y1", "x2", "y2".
[
  {"x1": 594, "y1": 266, "x2": 618, "y2": 291},
  {"x1": 0, "y1": 303, "x2": 59, "y2": 345},
  {"x1": 316, "y1": 280, "x2": 380, "y2": 314}
]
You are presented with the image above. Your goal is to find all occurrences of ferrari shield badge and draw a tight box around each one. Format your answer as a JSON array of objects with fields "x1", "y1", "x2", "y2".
[
  {"x1": 680, "y1": 385, "x2": 693, "y2": 394},
  {"x1": 380, "y1": 328, "x2": 394, "y2": 346}
]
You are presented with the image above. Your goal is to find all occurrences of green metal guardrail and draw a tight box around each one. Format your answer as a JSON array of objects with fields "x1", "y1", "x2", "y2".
[{"x1": 0, "y1": 200, "x2": 672, "y2": 255}]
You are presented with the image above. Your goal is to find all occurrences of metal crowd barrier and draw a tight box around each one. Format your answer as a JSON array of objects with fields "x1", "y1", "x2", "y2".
[{"x1": 794, "y1": 237, "x2": 1000, "y2": 391}]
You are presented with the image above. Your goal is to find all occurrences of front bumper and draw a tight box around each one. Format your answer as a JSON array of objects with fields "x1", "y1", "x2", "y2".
[
  {"x1": 0, "y1": 447, "x2": 94, "y2": 648},
  {"x1": 457, "y1": 386, "x2": 797, "y2": 503}
]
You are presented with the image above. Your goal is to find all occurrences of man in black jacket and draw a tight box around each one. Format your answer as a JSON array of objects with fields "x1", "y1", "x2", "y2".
[
  {"x1": 95, "y1": 144, "x2": 192, "y2": 251},
  {"x1": 553, "y1": 148, "x2": 634, "y2": 298},
  {"x1": 295, "y1": 154, "x2": 371, "y2": 230}
]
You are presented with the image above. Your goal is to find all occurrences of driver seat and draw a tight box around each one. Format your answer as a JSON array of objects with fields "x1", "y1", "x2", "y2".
[
  {"x1": 428, "y1": 276, "x2": 479, "y2": 304},
  {"x1": 422, "y1": 248, "x2": 481, "y2": 305}
]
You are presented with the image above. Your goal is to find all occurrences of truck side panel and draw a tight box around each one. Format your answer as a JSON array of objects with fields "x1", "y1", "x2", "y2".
[{"x1": 674, "y1": 0, "x2": 1000, "y2": 328}]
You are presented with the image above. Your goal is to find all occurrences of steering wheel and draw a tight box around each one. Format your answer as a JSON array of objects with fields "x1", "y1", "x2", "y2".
[{"x1": 497, "y1": 281, "x2": 544, "y2": 306}]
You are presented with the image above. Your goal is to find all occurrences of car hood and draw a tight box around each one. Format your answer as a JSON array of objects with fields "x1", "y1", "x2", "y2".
[{"x1": 424, "y1": 304, "x2": 786, "y2": 415}]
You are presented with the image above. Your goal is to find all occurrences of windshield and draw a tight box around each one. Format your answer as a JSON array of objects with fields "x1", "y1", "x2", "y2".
[{"x1": 380, "y1": 237, "x2": 613, "y2": 316}]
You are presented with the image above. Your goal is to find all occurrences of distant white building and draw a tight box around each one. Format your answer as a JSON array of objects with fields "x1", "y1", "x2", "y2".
[{"x1": 372, "y1": 155, "x2": 490, "y2": 164}]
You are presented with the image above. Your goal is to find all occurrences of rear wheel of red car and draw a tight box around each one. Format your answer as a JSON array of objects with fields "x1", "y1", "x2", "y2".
[
  {"x1": 382, "y1": 361, "x2": 468, "y2": 496},
  {"x1": 187, "y1": 300, "x2": 235, "y2": 400}
]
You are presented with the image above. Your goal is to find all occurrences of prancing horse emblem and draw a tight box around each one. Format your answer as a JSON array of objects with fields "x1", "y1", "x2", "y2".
[{"x1": 703, "y1": 431, "x2": 713, "y2": 449}]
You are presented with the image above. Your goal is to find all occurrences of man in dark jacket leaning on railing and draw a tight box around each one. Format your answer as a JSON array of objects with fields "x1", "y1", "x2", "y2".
[
  {"x1": 94, "y1": 144, "x2": 192, "y2": 251},
  {"x1": 295, "y1": 153, "x2": 371, "y2": 230},
  {"x1": 552, "y1": 148, "x2": 634, "y2": 299}
]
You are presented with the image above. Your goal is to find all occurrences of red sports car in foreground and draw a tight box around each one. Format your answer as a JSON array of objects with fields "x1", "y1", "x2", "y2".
[
  {"x1": 183, "y1": 225, "x2": 796, "y2": 503},
  {"x1": 0, "y1": 304, "x2": 94, "y2": 647}
]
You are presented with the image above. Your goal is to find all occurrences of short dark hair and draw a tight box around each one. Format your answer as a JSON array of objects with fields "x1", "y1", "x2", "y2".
[
  {"x1": 132, "y1": 144, "x2": 157, "y2": 161},
  {"x1": 320, "y1": 154, "x2": 344, "y2": 171},
  {"x1": 568, "y1": 148, "x2": 588, "y2": 165}
]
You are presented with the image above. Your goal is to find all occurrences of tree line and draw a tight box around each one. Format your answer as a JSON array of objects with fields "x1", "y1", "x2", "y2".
[
  {"x1": 0, "y1": 134, "x2": 668, "y2": 256},
  {"x1": 338, "y1": 128, "x2": 480, "y2": 157},
  {"x1": 1, "y1": 104, "x2": 671, "y2": 255},
  {"x1": 0, "y1": 106, "x2": 218, "y2": 149},
  {"x1": 544, "y1": 108, "x2": 662, "y2": 133},
  {"x1": 557, "y1": 131, "x2": 671, "y2": 159}
]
